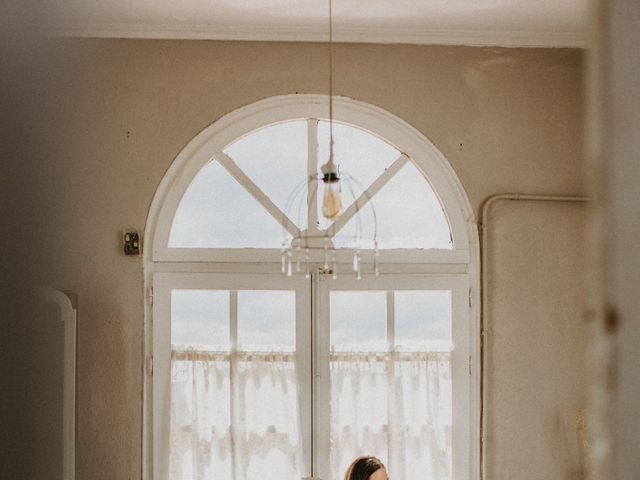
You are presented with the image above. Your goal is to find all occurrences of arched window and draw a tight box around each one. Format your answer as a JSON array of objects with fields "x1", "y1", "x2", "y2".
[{"x1": 145, "y1": 95, "x2": 479, "y2": 480}]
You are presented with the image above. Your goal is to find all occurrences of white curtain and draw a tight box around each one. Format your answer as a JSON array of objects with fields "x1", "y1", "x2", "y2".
[
  {"x1": 330, "y1": 352, "x2": 452, "y2": 480},
  {"x1": 170, "y1": 350, "x2": 451, "y2": 480},
  {"x1": 170, "y1": 350, "x2": 303, "y2": 480}
]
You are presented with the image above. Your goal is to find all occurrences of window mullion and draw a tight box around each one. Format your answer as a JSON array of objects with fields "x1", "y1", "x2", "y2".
[
  {"x1": 216, "y1": 150, "x2": 299, "y2": 237},
  {"x1": 297, "y1": 275, "x2": 314, "y2": 477},
  {"x1": 313, "y1": 273, "x2": 331, "y2": 479},
  {"x1": 230, "y1": 290, "x2": 238, "y2": 350},
  {"x1": 386, "y1": 290, "x2": 396, "y2": 475},
  {"x1": 229, "y1": 290, "x2": 241, "y2": 479},
  {"x1": 386, "y1": 290, "x2": 395, "y2": 349},
  {"x1": 327, "y1": 153, "x2": 409, "y2": 236},
  {"x1": 307, "y1": 119, "x2": 320, "y2": 235}
]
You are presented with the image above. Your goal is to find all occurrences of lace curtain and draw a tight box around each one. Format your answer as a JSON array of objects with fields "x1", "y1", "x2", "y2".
[
  {"x1": 330, "y1": 352, "x2": 451, "y2": 480},
  {"x1": 170, "y1": 351, "x2": 303, "y2": 480},
  {"x1": 170, "y1": 350, "x2": 451, "y2": 480}
]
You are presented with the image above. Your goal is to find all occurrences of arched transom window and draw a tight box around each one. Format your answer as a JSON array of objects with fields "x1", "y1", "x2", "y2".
[
  {"x1": 146, "y1": 96, "x2": 478, "y2": 480},
  {"x1": 168, "y1": 119, "x2": 453, "y2": 253}
]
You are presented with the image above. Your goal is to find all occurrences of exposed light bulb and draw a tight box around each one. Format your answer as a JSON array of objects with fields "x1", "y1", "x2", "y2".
[
  {"x1": 321, "y1": 151, "x2": 342, "y2": 220},
  {"x1": 322, "y1": 180, "x2": 342, "y2": 219}
]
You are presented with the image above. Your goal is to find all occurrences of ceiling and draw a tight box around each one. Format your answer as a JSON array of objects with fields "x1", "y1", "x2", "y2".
[{"x1": 47, "y1": 0, "x2": 590, "y2": 48}]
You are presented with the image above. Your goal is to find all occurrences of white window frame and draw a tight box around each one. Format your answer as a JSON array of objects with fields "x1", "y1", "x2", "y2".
[
  {"x1": 314, "y1": 273, "x2": 471, "y2": 480},
  {"x1": 143, "y1": 94, "x2": 480, "y2": 480},
  {"x1": 152, "y1": 272, "x2": 312, "y2": 479},
  {"x1": 149, "y1": 95, "x2": 471, "y2": 265}
]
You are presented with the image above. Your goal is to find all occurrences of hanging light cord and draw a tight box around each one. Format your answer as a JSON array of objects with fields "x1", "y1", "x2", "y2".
[{"x1": 328, "y1": 0, "x2": 334, "y2": 163}]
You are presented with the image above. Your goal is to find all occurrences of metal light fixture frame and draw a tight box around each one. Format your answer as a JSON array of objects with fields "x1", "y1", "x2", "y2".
[{"x1": 281, "y1": 0, "x2": 379, "y2": 280}]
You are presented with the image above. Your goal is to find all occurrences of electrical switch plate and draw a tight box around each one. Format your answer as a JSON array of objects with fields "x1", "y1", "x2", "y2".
[{"x1": 123, "y1": 230, "x2": 141, "y2": 256}]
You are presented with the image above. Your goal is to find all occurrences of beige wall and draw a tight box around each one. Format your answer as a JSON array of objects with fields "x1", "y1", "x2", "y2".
[
  {"x1": 38, "y1": 39, "x2": 586, "y2": 479},
  {"x1": 484, "y1": 200, "x2": 587, "y2": 479}
]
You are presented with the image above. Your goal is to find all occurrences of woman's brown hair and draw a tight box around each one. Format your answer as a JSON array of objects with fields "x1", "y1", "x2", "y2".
[{"x1": 343, "y1": 456, "x2": 386, "y2": 480}]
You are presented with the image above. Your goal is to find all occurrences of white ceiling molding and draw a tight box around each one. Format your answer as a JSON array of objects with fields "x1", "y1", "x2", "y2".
[{"x1": 47, "y1": 22, "x2": 586, "y2": 48}]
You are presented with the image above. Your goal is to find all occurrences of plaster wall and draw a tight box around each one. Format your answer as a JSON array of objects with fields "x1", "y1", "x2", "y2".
[
  {"x1": 36, "y1": 39, "x2": 586, "y2": 479},
  {"x1": 484, "y1": 200, "x2": 587, "y2": 479}
]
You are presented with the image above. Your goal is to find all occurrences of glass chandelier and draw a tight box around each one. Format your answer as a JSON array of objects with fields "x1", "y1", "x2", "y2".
[{"x1": 281, "y1": 0, "x2": 379, "y2": 280}]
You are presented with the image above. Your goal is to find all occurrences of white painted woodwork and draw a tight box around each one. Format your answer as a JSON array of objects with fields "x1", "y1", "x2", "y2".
[
  {"x1": 144, "y1": 94, "x2": 481, "y2": 480},
  {"x1": 150, "y1": 95, "x2": 473, "y2": 264},
  {"x1": 47, "y1": 0, "x2": 588, "y2": 47},
  {"x1": 216, "y1": 150, "x2": 300, "y2": 237},
  {"x1": 329, "y1": 153, "x2": 409, "y2": 236},
  {"x1": 40, "y1": 287, "x2": 77, "y2": 480}
]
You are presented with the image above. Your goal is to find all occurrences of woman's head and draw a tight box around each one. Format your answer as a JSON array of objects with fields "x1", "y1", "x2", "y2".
[{"x1": 343, "y1": 456, "x2": 388, "y2": 480}]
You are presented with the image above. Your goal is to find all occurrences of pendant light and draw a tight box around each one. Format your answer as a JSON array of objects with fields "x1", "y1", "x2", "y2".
[{"x1": 281, "y1": 0, "x2": 379, "y2": 280}]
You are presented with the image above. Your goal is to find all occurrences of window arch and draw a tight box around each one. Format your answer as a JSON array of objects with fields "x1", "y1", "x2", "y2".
[
  {"x1": 167, "y1": 118, "x2": 453, "y2": 252},
  {"x1": 149, "y1": 95, "x2": 472, "y2": 264},
  {"x1": 144, "y1": 95, "x2": 479, "y2": 480}
]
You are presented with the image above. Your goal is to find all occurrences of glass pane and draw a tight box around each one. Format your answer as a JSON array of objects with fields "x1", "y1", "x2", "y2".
[
  {"x1": 330, "y1": 291, "x2": 386, "y2": 351},
  {"x1": 330, "y1": 355, "x2": 389, "y2": 478},
  {"x1": 170, "y1": 355, "x2": 232, "y2": 478},
  {"x1": 334, "y1": 160, "x2": 453, "y2": 249},
  {"x1": 395, "y1": 290, "x2": 452, "y2": 351},
  {"x1": 171, "y1": 290, "x2": 229, "y2": 349},
  {"x1": 225, "y1": 121, "x2": 309, "y2": 230},
  {"x1": 168, "y1": 160, "x2": 286, "y2": 248},
  {"x1": 317, "y1": 121, "x2": 399, "y2": 230},
  {"x1": 237, "y1": 290, "x2": 295, "y2": 351}
]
